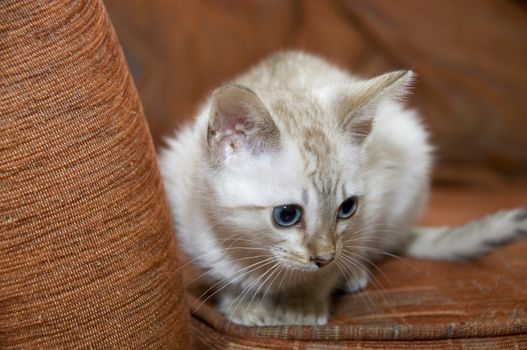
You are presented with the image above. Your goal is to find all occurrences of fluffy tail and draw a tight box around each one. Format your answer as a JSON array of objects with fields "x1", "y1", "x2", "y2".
[{"x1": 406, "y1": 207, "x2": 527, "y2": 260}]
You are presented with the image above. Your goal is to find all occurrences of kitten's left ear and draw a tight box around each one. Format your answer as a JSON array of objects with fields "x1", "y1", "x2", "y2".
[
  {"x1": 340, "y1": 70, "x2": 414, "y2": 143},
  {"x1": 207, "y1": 84, "x2": 280, "y2": 162}
]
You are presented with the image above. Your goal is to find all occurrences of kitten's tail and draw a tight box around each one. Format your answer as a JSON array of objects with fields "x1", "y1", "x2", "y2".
[{"x1": 405, "y1": 207, "x2": 527, "y2": 260}]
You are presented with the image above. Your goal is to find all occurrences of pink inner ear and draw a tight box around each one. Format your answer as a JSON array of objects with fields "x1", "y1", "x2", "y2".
[
  {"x1": 209, "y1": 86, "x2": 279, "y2": 158},
  {"x1": 213, "y1": 113, "x2": 251, "y2": 157},
  {"x1": 223, "y1": 116, "x2": 249, "y2": 133},
  {"x1": 217, "y1": 103, "x2": 257, "y2": 137}
]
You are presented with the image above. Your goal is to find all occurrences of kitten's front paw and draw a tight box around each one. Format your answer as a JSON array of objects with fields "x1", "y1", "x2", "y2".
[
  {"x1": 219, "y1": 294, "x2": 329, "y2": 326},
  {"x1": 341, "y1": 268, "x2": 369, "y2": 293},
  {"x1": 274, "y1": 299, "x2": 329, "y2": 325},
  {"x1": 221, "y1": 297, "x2": 277, "y2": 326}
]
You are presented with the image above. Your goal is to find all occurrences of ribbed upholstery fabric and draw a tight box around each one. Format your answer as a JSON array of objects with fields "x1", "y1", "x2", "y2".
[{"x1": 0, "y1": 1, "x2": 191, "y2": 348}]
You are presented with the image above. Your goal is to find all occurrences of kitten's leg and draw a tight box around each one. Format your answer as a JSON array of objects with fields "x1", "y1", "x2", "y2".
[
  {"x1": 219, "y1": 290, "x2": 330, "y2": 326},
  {"x1": 340, "y1": 268, "x2": 370, "y2": 293}
]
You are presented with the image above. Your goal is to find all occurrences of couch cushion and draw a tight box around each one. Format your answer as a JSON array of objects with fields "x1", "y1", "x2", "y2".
[
  {"x1": 0, "y1": 0, "x2": 190, "y2": 348},
  {"x1": 189, "y1": 185, "x2": 527, "y2": 348}
]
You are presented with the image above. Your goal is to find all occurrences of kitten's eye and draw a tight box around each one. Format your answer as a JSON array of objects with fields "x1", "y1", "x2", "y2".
[
  {"x1": 273, "y1": 205, "x2": 302, "y2": 227},
  {"x1": 337, "y1": 196, "x2": 359, "y2": 219}
]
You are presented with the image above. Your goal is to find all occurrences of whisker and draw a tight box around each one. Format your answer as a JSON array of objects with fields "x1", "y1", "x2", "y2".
[
  {"x1": 226, "y1": 260, "x2": 279, "y2": 329},
  {"x1": 338, "y1": 252, "x2": 391, "y2": 303},
  {"x1": 191, "y1": 258, "x2": 276, "y2": 313},
  {"x1": 340, "y1": 243, "x2": 416, "y2": 269},
  {"x1": 334, "y1": 259, "x2": 376, "y2": 312},
  {"x1": 256, "y1": 264, "x2": 284, "y2": 312},
  {"x1": 241, "y1": 263, "x2": 282, "y2": 323},
  {"x1": 183, "y1": 254, "x2": 270, "y2": 287},
  {"x1": 175, "y1": 245, "x2": 270, "y2": 273},
  {"x1": 340, "y1": 248, "x2": 392, "y2": 286},
  {"x1": 273, "y1": 263, "x2": 291, "y2": 298}
]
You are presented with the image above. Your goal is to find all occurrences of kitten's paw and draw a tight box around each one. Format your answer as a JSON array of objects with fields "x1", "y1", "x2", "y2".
[
  {"x1": 222, "y1": 298, "x2": 277, "y2": 326},
  {"x1": 219, "y1": 293, "x2": 270, "y2": 326},
  {"x1": 219, "y1": 294, "x2": 329, "y2": 326},
  {"x1": 273, "y1": 299, "x2": 329, "y2": 326},
  {"x1": 341, "y1": 269, "x2": 369, "y2": 293}
]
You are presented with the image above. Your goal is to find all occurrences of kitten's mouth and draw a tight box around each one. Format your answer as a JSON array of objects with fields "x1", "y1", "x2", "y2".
[
  {"x1": 277, "y1": 257, "x2": 320, "y2": 272},
  {"x1": 278, "y1": 255, "x2": 337, "y2": 273},
  {"x1": 275, "y1": 248, "x2": 338, "y2": 271},
  {"x1": 310, "y1": 253, "x2": 335, "y2": 268}
]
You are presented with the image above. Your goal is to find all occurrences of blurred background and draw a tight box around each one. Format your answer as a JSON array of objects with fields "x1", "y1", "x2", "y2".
[{"x1": 104, "y1": 0, "x2": 527, "y2": 187}]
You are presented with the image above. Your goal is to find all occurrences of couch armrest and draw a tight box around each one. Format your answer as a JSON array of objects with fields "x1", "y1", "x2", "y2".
[{"x1": 0, "y1": 0, "x2": 190, "y2": 348}]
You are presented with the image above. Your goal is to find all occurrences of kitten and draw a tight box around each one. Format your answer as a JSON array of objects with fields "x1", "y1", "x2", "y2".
[{"x1": 159, "y1": 51, "x2": 527, "y2": 326}]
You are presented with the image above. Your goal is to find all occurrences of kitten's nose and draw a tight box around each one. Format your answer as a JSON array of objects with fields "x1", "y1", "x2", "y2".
[{"x1": 311, "y1": 253, "x2": 335, "y2": 268}]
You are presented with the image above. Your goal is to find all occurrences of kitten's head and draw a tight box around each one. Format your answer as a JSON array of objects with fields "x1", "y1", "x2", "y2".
[{"x1": 201, "y1": 71, "x2": 412, "y2": 281}]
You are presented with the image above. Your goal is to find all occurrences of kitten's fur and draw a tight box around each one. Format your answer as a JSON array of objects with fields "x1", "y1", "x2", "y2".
[{"x1": 159, "y1": 51, "x2": 527, "y2": 326}]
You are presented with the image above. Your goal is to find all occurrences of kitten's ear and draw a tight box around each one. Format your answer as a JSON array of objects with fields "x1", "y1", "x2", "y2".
[
  {"x1": 207, "y1": 84, "x2": 280, "y2": 162},
  {"x1": 340, "y1": 70, "x2": 414, "y2": 143}
]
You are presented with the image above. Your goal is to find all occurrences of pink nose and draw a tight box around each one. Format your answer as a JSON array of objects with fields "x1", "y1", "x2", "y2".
[{"x1": 311, "y1": 253, "x2": 335, "y2": 268}]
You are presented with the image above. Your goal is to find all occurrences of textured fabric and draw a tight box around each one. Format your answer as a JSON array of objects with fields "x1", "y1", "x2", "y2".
[
  {"x1": 192, "y1": 320, "x2": 526, "y2": 350},
  {"x1": 0, "y1": 0, "x2": 190, "y2": 348},
  {"x1": 189, "y1": 186, "x2": 527, "y2": 348}
]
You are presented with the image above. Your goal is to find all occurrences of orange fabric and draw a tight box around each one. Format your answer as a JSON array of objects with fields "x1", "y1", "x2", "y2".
[{"x1": 0, "y1": 0, "x2": 190, "y2": 348}]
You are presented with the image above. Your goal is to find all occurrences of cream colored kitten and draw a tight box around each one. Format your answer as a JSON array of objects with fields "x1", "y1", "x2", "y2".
[{"x1": 159, "y1": 51, "x2": 527, "y2": 326}]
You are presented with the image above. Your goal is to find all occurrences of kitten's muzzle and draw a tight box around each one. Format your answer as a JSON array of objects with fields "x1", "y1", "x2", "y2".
[{"x1": 310, "y1": 253, "x2": 335, "y2": 268}]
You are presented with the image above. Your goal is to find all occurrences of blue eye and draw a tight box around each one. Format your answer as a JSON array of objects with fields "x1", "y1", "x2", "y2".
[
  {"x1": 337, "y1": 196, "x2": 358, "y2": 219},
  {"x1": 273, "y1": 205, "x2": 302, "y2": 227}
]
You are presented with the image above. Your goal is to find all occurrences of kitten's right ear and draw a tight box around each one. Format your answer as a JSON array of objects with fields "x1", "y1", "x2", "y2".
[
  {"x1": 339, "y1": 70, "x2": 414, "y2": 143},
  {"x1": 207, "y1": 84, "x2": 280, "y2": 162}
]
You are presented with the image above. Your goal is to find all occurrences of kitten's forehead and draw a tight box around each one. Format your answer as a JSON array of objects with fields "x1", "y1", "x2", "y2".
[
  {"x1": 266, "y1": 90, "x2": 329, "y2": 133},
  {"x1": 264, "y1": 90, "x2": 348, "y2": 196},
  {"x1": 299, "y1": 128, "x2": 340, "y2": 195}
]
